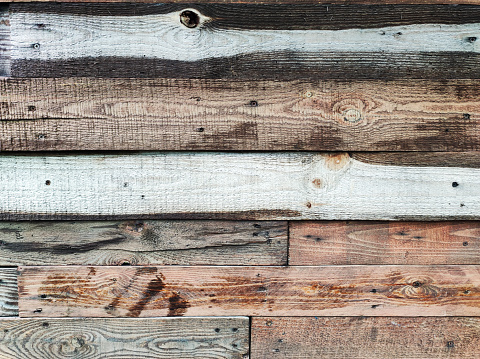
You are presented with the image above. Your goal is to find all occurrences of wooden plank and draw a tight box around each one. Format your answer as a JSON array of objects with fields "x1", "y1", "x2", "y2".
[
  {"x1": 251, "y1": 317, "x2": 480, "y2": 358},
  {"x1": 1, "y1": 78, "x2": 479, "y2": 151},
  {"x1": 18, "y1": 265, "x2": 480, "y2": 317},
  {"x1": 0, "y1": 269, "x2": 18, "y2": 317},
  {"x1": 289, "y1": 221, "x2": 480, "y2": 265},
  {"x1": 8, "y1": 4, "x2": 480, "y2": 79},
  {"x1": 0, "y1": 4, "x2": 10, "y2": 77},
  {"x1": 5, "y1": 0, "x2": 480, "y2": 5},
  {"x1": 0, "y1": 317, "x2": 249, "y2": 359},
  {"x1": 1, "y1": 152, "x2": 480, "y2": 220},
  {"x1": 0, "y1": 220, "x2": 287, "y2": 265}
]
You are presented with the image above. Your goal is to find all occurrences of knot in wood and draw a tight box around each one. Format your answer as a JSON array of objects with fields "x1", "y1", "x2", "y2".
[{"x1": 180, "y1": 10, "x2": 200, "y2": 28}]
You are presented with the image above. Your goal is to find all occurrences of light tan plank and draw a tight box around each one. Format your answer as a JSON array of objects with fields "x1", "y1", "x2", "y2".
[
  {"x1": 1, "y1": 78, "x2": 478, "y2": 151},
  {"x1": 18, "y1": 265, "x2": 480, "y2": 317},
  {"x1": 0, "y1": 220, "x2": 287, "y2": 265},
  {"x1": 251, "y1": 317, "x2": 480, "y2": 359},
  {"x1": 1, "y1": 152, "x2": 480, "y2": 220},
  {"x1": 0, "y1": 269, "x2": 18, "y2": 316},
  {"x1": 0, "y1": 317, "x2": 249, "y2": 359},
  {"x1": 289, "y1": 221, "x2": 480, "y2": 265}
]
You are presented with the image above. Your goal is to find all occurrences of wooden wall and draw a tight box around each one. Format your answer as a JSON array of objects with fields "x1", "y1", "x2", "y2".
[{"x1": 1, "y1": 1, "x2": 480, "y2": 358}]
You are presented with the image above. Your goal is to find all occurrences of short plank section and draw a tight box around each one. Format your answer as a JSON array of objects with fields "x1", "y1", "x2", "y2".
[
  {"x1": 18, "y1": 265, "x2": 480, "y2": 317},
  {"x1": 251, "y1": 317, "x2": 480, "y2": 358},
  {"x1": 0, "y1": 220, "x2": 287, "y2": 265},
  {"x1": 8, "y1": 4, "x2": 480, "y2": 79},
  {"x1": 0, "y1": 5, "x2": 10, "y2": 76},
  {"x1": 1, "y1": 152, "x2": 480, "y2": 220},
  {"x1": 1, "y1": 78, "x2": 478, "y2": 151},
  {"x1": 0, "y1": 317, "x2": 249, "y2": 359},
  {"x1": 0, "y1": 269, "x2": 18, "y2": 316},
  {"x1": 289, "y1": 221, "x2": 480, "y2": 265}
]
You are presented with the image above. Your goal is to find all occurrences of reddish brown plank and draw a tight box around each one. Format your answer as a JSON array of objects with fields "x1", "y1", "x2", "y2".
[
  {"x1": 289, "y1": 221, "x2": 480, "y2": 265},
  {"x1": 251, "y1": 317, "x2": 480, "y2": 358},
  {"x1": 18, "y1": 265, "x2": 480, "y2": 317}
]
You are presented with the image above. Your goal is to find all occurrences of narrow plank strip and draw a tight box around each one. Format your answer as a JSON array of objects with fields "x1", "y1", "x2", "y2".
[
  {"x1": 1, "y1": 152, "x2": 480, "y2": 220},
  {"x1": 0, "y1": 220, "x2": 287, "y2": 265},
  {"x1": 0, "y1": 4, "x2": 10, "y2": 77},
  {"x1": 0, "y1": 269, "x2": 18, "y2": 317},
  {"x1": 251, "y1": 317, "x2": 480, "y2": 358},
  {"x1": 9, "y1": 5, "x2": 480, "y2": 79},
  {"x1": 0, "y1": 317, "x2": 249, "y2": 359},
  {"x1": 10, "y1": 4, "x2": 480, "y2": 28},
  {"x1": 18, "y1": 265, "x2": 480, "y2": 317},
  {"x1": 289, "y1": 221, "x2": 480, "y2": 265},
  {"x1": 6, "y1": 0, "x2": 480, "y2": 5},
  {"x1": 1, "y1": 78, "x2": 478, "y2": 151}
]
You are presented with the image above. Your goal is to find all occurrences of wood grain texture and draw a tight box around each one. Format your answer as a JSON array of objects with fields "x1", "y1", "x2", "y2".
[
  {"x1": 0, "y1": 269, "x2": 18, "y2": 317},
  {"x1": 0, "y1": 5, "x2": 10, "y2": 77},
  {"x1": 18, "y1": 265, "x2": 480, "y2": 317},
  {"x1": 1, "y1": 152, "x2": 480, "y2": 220},
  {"x1": 0, "y1": 317, "x2": 249, "y2": 358},
  {"x1": 251, "y1": 317, "x2": 480, "y2": 358},
  {"x1": 0, "y1": 220, "x2": 287, "y2": 265},
  {"x1": 7, "y1": 0, "x2": 480, "y2": 4},
  {"x1": 8, "y1": 4, "x2": 480, "y2": 79},
  {"x1": 289, "y1": 221, "x2": 480, "y2": 265},
  {"x1": 1, "y1": 78, "x2": 479, "y2": 151}
]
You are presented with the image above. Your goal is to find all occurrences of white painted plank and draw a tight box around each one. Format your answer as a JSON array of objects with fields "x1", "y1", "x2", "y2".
[
  {"x1": 10, "y1": 10, "x2": 480, "y2": 61},
  {"x1": 0, "y1": 153, "x2": 478, "y2": 220}
]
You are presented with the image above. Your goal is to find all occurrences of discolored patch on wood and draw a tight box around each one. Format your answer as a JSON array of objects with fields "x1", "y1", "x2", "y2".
[
  {"x1": 127, "y1": 274, "x2": 167, "y2": 317},
  {"x1": 324, "y1": 153, "x2": 351, "y2": 171}
]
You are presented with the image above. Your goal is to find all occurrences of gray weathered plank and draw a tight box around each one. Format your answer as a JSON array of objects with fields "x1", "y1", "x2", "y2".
[
  {"x1": 0, "y1": 269, "x2": 18, "y2": 317},
  {"x1": 0, "y1": 152, "x2": 479, "y2": 220},
  {"x1": 0, "y1": 4, "x2": 10, "y2": 77},
  {"x1": 8, "y1": 4, "x2": 480, "y2": 79},
  {"x1": 1, "y1": 78, "x2": 478, "y2": 152},
  {"x1": 0, "y1": 317, "x2": 249, "y2": 358},
  {"x1": 251, "y1": 317, "x2": 480, "y2": 358},
  {"x1": 18, "y1": 265, "x2": 480, "y2": 317},
  {"x1": 289, "y1": 221, "x2": 480, "y2": 265},
  {"x1": 0, "y1": 220, "x2": 287, "y2": 265}
]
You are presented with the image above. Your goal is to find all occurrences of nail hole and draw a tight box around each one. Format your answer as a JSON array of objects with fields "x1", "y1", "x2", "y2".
[
  {"x1": 452, "y1": 182, "x2": 459, "y2": 187},
  {"x1": 249, "y1": 100, "x2": 258, "y2": 107},
  {"x1": 45, "y1": 180, "x2": 51, "y2": 186},
  {"x1": 412, "y1": 281, "x2": 421, "y2": 287},
  {"x1": 370, "y1": 289, "x2": 377, "y2": 293},
  {"x1": 463, "y1": 241, "x2": 469, "y2": 246},
  {"x1": 42, "y1": 322, "x2": 49, "y2": 328},
  {"x1": 32, "y1": 43, "x2": 40, "y2": 50},
  {"x1": 33, "y1": 308, "x2": 42, "y2": 313},
  {"x1": 215, "y1": 328, "x2": 220, "y2": 333},
  {"x1": 28, "y1": 105, "x2": 36, "y2": 111},
  {"x1": 38, "y1": 134, "x2": 46, "y2": 140},
  {"x1": 180, "y1": 10, "x2": 200, "y2": 28},
  {"x1": 447, "y1": 341, "x2": 455, "y2": 348},
  {"x1": 463, "y1": 113, "x2": 471, "y2": 119},
  {"x1": 40, "y1": 294, "x2": 47, "y2": 299},
  {"x1": 196, "y1": 127, "x2": 204, "y2": 132},
  {"x1": 467, "y1": 36, "x2": 477, "y2": 42}
]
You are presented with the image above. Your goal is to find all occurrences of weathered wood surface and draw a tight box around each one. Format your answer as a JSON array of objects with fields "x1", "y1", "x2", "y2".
[
  {"x1": 6, "y1": 4, "x2": 480, "y2": 78},
  {"x1": 0, "y1": 317, "x2": 249, "y2": 358},
  {"x1": 251, "y1": 317, "x2": 480, "y2": 358},
  {"x1": 1, "y1": 78, "x2": 478, "y2": 151},
  {"x1": 0, "y1": 5, "x2": 9, "y2": 77},
  {"x1": 0, "y1": 220, "x2": 287, "y2": 265},
  {"x1": 18, "y1": 265, "x2": 480, "y2": 317},
  {"x1": 5, "y1": 0, "x2": 480, "y2": 4},
  {"x1": 0, "y1": 269, "x2": 18, "y2": 317},
  {"x1": 289, "y1": 221, "x2": 480, "y2": 265},
  {"x1": 1, "y1": 152, "x2": 480, "y2": 220}
]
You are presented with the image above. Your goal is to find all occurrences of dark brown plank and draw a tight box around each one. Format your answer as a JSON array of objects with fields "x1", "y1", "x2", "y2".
[
  {"x1": 0, "y1": 317, "x2": 249, "y2": 358},
  {"x1": 18, "y1": 265, "x2": 480, "y2": 317},
  {"x1": 289, "y1": 221, "x2": 480, "y2": 265},
  {"x1": 0, "y1": 220, "x2": 287, "y2": 265},
  {"x1": 251, "y1": 317, "x2": 480, "y2": 358},
  {"x1": 1, "y1": 78, "x2": 478, "y2": 151}
]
